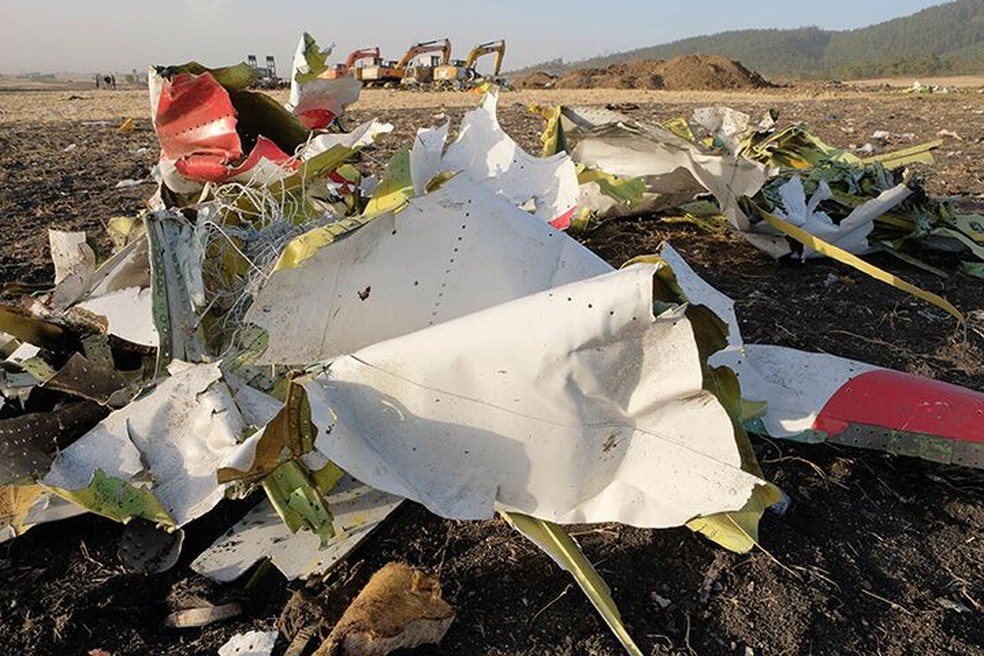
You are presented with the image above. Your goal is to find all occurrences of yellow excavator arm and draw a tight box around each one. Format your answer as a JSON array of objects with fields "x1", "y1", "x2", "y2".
[{"x1": 464, "y1": 39, "x2": 506, "y2": 77}]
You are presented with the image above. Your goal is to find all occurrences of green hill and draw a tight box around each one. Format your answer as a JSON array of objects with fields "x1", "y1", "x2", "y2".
[{"x1": 513, "y1": 0, "x2": 984, "y2": 79}]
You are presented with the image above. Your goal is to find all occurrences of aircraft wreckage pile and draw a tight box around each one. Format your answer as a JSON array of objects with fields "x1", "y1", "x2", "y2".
[{"x1": 1, "y1": 34, "x2": 982, "y2": 655}]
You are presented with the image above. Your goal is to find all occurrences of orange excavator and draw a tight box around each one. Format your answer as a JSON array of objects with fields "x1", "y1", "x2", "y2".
[
  {"x1": 434, "y1": 39, "x2": 506, "y2": 87},
  {"x1": 359, "y1": 38, "x2": 451, "y2": 87},
  {"x1": 320, "y1": 47, "x2": 381, "y2": 80}
]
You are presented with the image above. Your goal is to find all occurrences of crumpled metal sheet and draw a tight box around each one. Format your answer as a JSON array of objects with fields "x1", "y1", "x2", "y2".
[
  {"x1": 245, "y1": 176, "x2": 610, "y2": 366},
  {"x1": 49, "y1": 230, "x2": 95, "y2": 286},
  {"x1": 42, "y1": 362, "x2": 262, "y2": 527},
  {"x1": 302, "y1": 119, "x2": 394, "y2": 160},
  {"x1": 76, "y1": 287, "x2": 158, "y2": 348},
  {"x1": 155, "y1": 71, "x2": 241, "y2": 165},
  {"x1": 287, "y1": 33, "x2": 362, "y2": 130},
  {"x1": 289, "y1": 76, "x2": 362, "y2": 131},
  {"x1": 218, "y1": 630, "x2": 279, "y2": 656},
  {"x1": 566, "y1": 107, "x2": 768, "y2": 237},
  {"x1": 410, "y1": 90, "x2": 579, "y2": 228},
  {"x1": 761, "y1": 176, "x2": 912, "y2": 259},
  {"x1": 192, "y1": 476, "x2": 403, "y2": 582},
  {"x1": 718, "y1": 345, "x2": 984, "y2": 466},
  {"x1": 150, "y1": 69, "x2": 299, "y2": 187},
  {"x1": 658, "y1": 242, "x2": 984, "y2": 467},
  {"x1": 304, "y1": 262, "x2": 766, "y2": 527}
]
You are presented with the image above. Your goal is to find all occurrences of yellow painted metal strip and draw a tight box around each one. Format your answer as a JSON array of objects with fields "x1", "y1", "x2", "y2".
[{"x1": 755, "y1": 205, "x2": 963, "y2": 322}]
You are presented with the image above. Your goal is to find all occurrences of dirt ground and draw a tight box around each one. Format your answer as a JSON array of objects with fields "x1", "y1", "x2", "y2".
[
  {"x1": 0, "y1": 83, "x2": 982, "y2": 656},
  {"x1": 515, "y1": 55, "x2": 770, "y2": 90}
]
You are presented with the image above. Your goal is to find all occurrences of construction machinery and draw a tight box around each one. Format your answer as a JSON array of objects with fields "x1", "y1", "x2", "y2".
[
  {"x1": 320, "y1": 47, "x2": 381, "y2": 80},
  {"x1": 434, "y1": 39, "x2": 506, "y2": 88},
  {"x1": 246, "y1": 54, "x2": 284, "y2": 88},
  {"x1": 359, "y1": 39, "x2": 451, "y2": 87}
]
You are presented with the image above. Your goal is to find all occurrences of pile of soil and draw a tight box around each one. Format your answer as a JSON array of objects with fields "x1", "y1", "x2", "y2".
[
  {"x1": 514, "y1": 54, "x2": 772, "y2": 91},
  {"x1": 511, "y1": 70, "x2": 558, "y2": 89}
]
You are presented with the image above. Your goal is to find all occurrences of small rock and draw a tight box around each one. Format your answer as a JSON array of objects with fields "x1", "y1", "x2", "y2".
[{"x1": 651, "y1": 592, "x2": 672, "y2": 609}]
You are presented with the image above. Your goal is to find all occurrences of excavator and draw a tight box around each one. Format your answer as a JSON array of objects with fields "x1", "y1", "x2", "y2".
[
  {"x1": 359, "y1": 38, "x2": 451, "y2": 87},
  {"x1": 319, "y1": 47, "x2": 381, "y2": 80},
  {"x1": 434, "y1": 39, "x2": 506, "y2": 88}
]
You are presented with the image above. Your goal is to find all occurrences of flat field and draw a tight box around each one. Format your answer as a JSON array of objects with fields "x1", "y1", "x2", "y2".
[{"x1": 0, "y1": 82, "x2": 982, "y2": 656}]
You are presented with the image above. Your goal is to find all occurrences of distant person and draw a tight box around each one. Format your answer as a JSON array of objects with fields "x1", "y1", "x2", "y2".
[
  {"x1": 95, "y1": 74, "x2": 100, "y2": 89},
  {"x1": 111, "y1": 74, "x2": 116, "y2": 90}
]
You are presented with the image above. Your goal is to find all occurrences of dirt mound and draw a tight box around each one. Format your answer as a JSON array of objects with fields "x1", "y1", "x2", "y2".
[
  {"x1": 512, "y1": 70, "x2": 559, "y2": 89},
  {"x1": 521, "y1": 55, "x2": 772, "y2": 91},
  {"x1": 658, "y1": 54, "x2": 772, "y2": 90},
  {"x1": 554, "y1": 62, "x2": 664, "y2": 90}
]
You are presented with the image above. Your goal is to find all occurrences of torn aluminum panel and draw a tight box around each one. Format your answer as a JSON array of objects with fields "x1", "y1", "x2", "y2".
[
  {"x1": 245, "y1": 176, "x2": 610, "y2": 366},
  {"x1": 43, "y1": 353, "x2": 129, "y2": 407},
  {"x1": 119, "y1": 519, "x2": 184, "y2": 573},
  {"x1": 760, "y1": 177, "x2": 913, "y2": 259},
  {"x1": 692, "y1": 106, "x2": 752, "y2": 155},
  {"x1": 410, "y1": 90, "x2": 579, "y2": 227},
  {"x1": 43, "y1": 362, "x2": 261, "y2": 526},
  {"x1": 567, "y1": 108, "x2": 768, "y2": 231},
  {"x1": 76, "y1": 287, "x2": 158, "y2": 348},
  {"x1": 301, "y1": 119, "x2": 394, "y2": 160},
  {"x1": 657, "y1": 243, "x2": 984, "y2": 468},
  {"x1": 218, "y1": 630, "x2": 278, "y2": 656},
  {"x1": 717, "y1": 345, "x2": 984, "y2": 467},
  {"x1": 85, "y1": 235, "x2": 151, "y2": 298},
  {"x1": 145, "y1": 210, "x2": 206, "y2": 368},
  {"x1": 305, "y1": 263, "x2": 767, "y2": 527},
  {"x1": 1, "y1": 487, "x2": 87, "y2": 543},
  {"x1": 49, "y1": 230, "x2": 95, "y2": 298},
  {"x1": 149, "y1": 67, "x2": 300, "y2": 188},
  {"x1": 289, "y1": 77, "x2": 361, "y2": 131},
  {"x1": 0, "y1": 402, "x2": 107, "y2": 485},
  {"x1": 192, "y1": 477, "x2": 402, "y2": 582},
  {"x1": 61, "y1": 234, "x2": 151, "y2": 325},
  {"x1": 287, "y1": 33, "x2": 361, "y2": 130},
  {"x1": 657, "y1": 243, "x2": 741, "y2": 349},
  {"x1": 1, "y1": 485, "x2": 45, "y2": 542}
]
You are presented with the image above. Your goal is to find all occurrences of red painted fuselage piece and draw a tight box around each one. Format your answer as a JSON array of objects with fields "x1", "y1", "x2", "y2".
[{"x1": 814, "y1": 369, "x2": 984, "y2": 443}]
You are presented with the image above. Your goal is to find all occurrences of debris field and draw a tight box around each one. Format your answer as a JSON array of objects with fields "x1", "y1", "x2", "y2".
[{"x1": 0, "y1": 37, "x2": 982, "y2": 656}]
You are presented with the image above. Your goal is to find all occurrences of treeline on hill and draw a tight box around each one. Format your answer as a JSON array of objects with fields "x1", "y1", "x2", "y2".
[{"x1": 512, "y1": 0, "x2": 984, "y2": 80}]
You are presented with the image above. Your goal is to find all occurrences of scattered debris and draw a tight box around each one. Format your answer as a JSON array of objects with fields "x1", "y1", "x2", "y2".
[
  {"x1": 114, "y1": 178, "x2": 150, "y2": 188},
  {"x1": 165, "y1": 602, "x2": 243, "y2": 629},
  {"x1": 1, "y1": 35, "x2": 982, "y2": 656},
  {"x1": 218, "y1": 630, "x2": 279, "y2": 656},
  {"x1": 313, "y1": 562, "x2": 454, "y2": 656}
]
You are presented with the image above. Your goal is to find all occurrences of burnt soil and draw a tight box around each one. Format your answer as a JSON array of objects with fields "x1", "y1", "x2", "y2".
[{"x1": 0, "y1": 88, "x2": 983, "y2": 656}]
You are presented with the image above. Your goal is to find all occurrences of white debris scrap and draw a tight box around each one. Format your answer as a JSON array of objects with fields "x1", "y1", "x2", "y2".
[
  {"x1": 245, "y1": 177, "x2": 610, "y2": 365},
  {"x1": 218, "y1": 630, "x2": 279, "y2": 656},
  {"x1": 43, "y1": 363, "x2": 262, "y2": 527},
  {"x1": 305, "y1": 263, "x2": 766, "y2": 526},
  {"x1": 410, "y1": 89, "x2": 579, "y2": 226},
  {"x1": 192, "y1": 477, "x2": 403, "y2": 582}
]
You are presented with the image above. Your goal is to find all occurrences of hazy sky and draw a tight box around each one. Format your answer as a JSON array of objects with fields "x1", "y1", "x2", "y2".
[{"x1": 0, "y1": 0, "x2": 949, "y2": 75}]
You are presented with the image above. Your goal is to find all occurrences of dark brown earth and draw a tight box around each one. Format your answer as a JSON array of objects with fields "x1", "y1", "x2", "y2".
[
  {"x1": 0, "y1": 87, "x2": 982, "y2": 656},
  {"x1": 514, "y1": 56, "x2": 772, "y2": 91}
]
